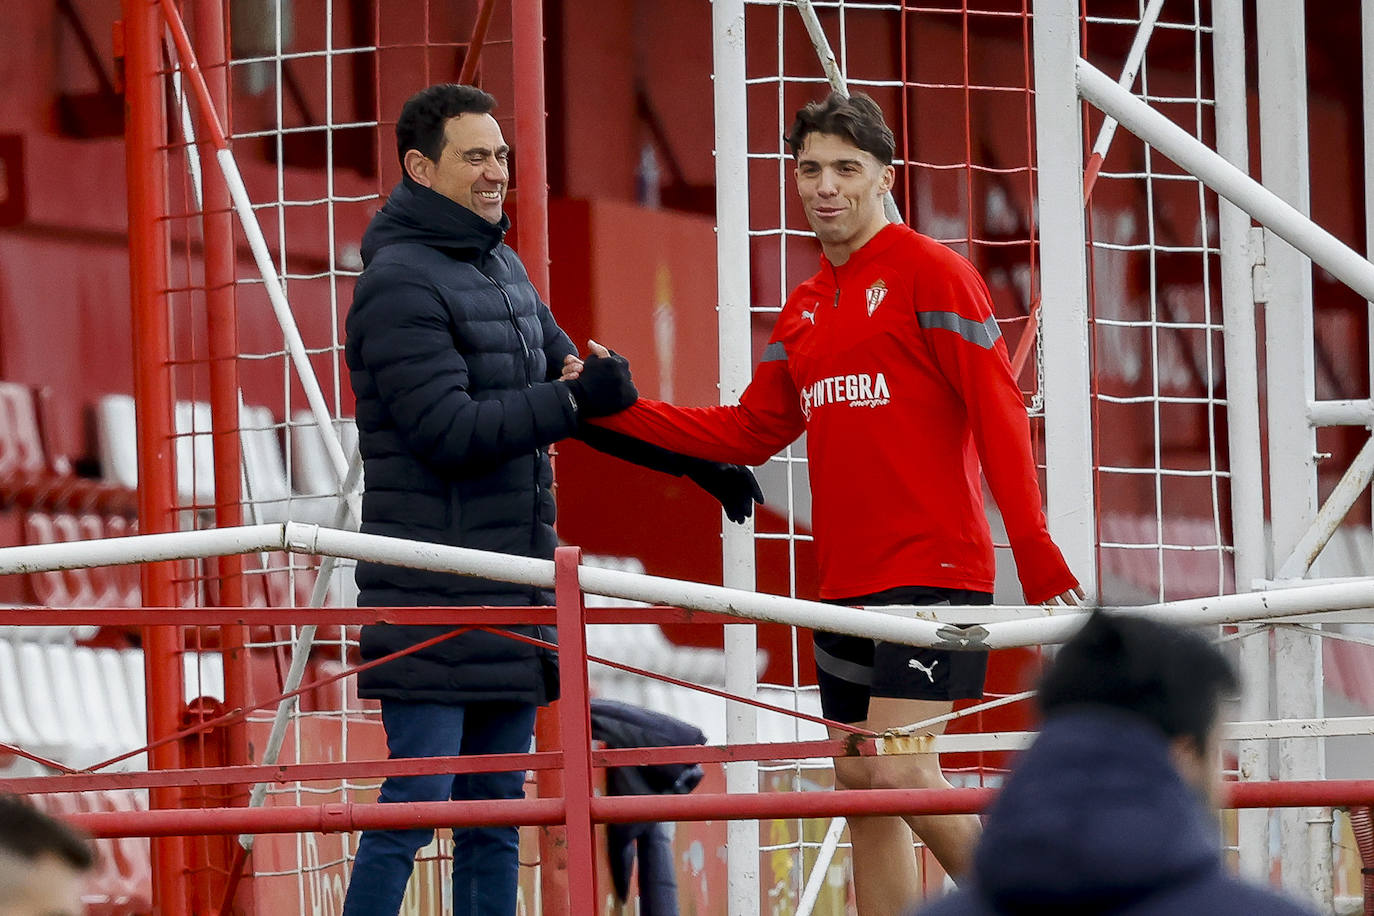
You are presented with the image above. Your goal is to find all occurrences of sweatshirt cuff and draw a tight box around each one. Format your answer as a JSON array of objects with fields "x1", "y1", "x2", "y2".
[{"x1": 1010, "y1": 534, "x2": 1080, "y2": 604}]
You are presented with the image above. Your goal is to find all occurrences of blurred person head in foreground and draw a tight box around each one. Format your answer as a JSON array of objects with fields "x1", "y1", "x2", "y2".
[
  {"x1": 918, "y1": 611, "x2": 1318, "y2": 916},
  {"x1": 0, "y1": 794, "x2": 94, "y2": 916}
]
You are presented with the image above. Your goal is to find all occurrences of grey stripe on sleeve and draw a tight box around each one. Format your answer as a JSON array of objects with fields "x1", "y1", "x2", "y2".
[
  {"x1": 917, "y1": 311, "x2": 1003, "y2": 349},
  {"x1": 761, "y1": 341, "x2": 788, "y2": 363}
]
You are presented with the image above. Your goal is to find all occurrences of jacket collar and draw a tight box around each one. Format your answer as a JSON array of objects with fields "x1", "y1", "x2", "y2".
[
  {"x1": 819, "y1": 222, "x2": 906, "y2": 279},
  {"x1": 360, "y1": 176, "x2": 510, "y2": 265}
]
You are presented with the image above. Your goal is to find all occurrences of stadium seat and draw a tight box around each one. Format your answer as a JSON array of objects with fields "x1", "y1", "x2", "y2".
[
  {"x1": 240, "y1": 403, "x2": 294, "y2": 523},
  {"x1": 184, "y1": 649, "x2": 226, "y2": 703},
  {"x1": 71, "y1": 645, "x2": 127, "y2": 762},
  {"x1": 0, "y1": 638, "x2": 43, "y2": 755},
  {"x1": 121, "y1": 648, "x2": 147, "y2": 732},
  {"x1": 96, "y1": 790, "x2": 153, "y2": 914},
  {"x1": 289, "y1": 409, "x2": 359, "y2": 513},
  {"x1": 50, "y1": 513, "x2": 100, "y2": 608},
  {"x1": 15, "y1": 638, "x2": 72, "y2": 759},
  {"x1": 0, "y1": 381, "x2": 46, "y2": 487},
  {"x1": 102, "y1": 515, "x2": 143, "y2": 606},
  {"x1": 23, "y1": 511, "x2": 73, "y2": 607},
  {"x1": 173, "y1": 400, "x2": 216, "y2": 509},
  {"x1": 95, "y1": 646, "x2": 146, "y2": 755},
  {"x1": 77, "y1": 513, "x2": 124, "y2": 607},
  {"x1": 95, "y1": 394, "x2": 138, "y2": 491},
  {"x1": 97, "y1": 394, "x2": 218, "y2": 510},
  {"x1": 43, "y1": 641, "x2": 114, "y2": 767}
]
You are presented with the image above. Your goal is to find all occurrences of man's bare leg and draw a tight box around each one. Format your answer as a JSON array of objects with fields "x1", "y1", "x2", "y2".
[{"x1": 832, "y1": 697, "x2": 982, "y2": 914}]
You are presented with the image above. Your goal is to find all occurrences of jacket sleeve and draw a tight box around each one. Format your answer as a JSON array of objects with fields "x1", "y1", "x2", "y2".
[
  {"x1": 351, "y1": 266, "x2": 579, "y2": 473},
  {"x1": 920, "y1": 253, "x2": 1080, "y2": 603},
  {"x1": 590, "y1": 345, "x2": 805, "y2": 467},
  {"x1": 575, "y1": 425, "x2": 696, "y2": 476}
]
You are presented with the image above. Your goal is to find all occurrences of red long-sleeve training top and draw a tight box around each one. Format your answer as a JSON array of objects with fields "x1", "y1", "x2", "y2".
[{"x1": 594, "y1": 223, "x2": 1078, "y2": 603}]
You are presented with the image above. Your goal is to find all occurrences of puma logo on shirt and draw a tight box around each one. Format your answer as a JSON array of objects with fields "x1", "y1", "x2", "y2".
[{"x1": 908, "y1": 657, "x2": 939, "y2": 682}]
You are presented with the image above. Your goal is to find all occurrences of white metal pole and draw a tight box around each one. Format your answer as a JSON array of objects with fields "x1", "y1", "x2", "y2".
[
  {"x1": 795, "y1": 816, "x2": 846, "y2": 916},
  {"x1": 215, "y1": 148, "x2": 352, "y2": 491},
  {"x1": 1033, "y1": 0, "x2": 1098, "y2": 599},
  {"x1": 1087, "y1": 0, "x2": 1166, "y2": 164},
  {"x1": 1309, "y1": 399, "x2": 1374, "y2": 427},
  {"x1": 1212, "y1": 0, "x2": 1272, "y2": 881},
  {"x1": 1075, "y1": 63, "x2": 1374, "y2": 306},
  {"x1": 1277, "y1": 434, "x2": 1374, "y2": 580},
  {"x1": 4, "y1": 527, "x2": 1374, "y2": 644},
  {"x1": 240, "y1": 447, "x2": 365, "y2": 850},
  {"x1": 793, "y1": 0, "x2": 903, "y2": 224},
  {"x1": 1254, "y1": 3, "x2": 1329, "y2": 907},
  {"x1": 711, "y1": 2, "x2": 760, "y2": 913}
]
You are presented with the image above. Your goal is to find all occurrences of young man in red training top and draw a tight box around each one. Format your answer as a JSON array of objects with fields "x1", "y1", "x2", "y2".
[{"x1": 582, "y1": 91, "x2": 1083, "y2": 914}]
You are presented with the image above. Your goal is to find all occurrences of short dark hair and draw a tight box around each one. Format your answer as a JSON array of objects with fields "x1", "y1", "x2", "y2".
[
  {"x1": 1038, "y1": 611, "x2": 1239, "y2": 751},
  {"x1": 785, "y1": 91, "x2": 896, "y2": 166},
  {"x1": 395, "y1": 83, "x2": 498, "y2": 166},
  {"x1": 0, "y1": 794, "x2": 95, "y2": 872}
]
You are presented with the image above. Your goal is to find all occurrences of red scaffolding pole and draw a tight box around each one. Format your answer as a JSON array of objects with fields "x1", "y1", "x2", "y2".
[
  {"x1": 122, "y1": 0, "x2": 191, "y2": 912},
  {"x1": 512, "y1": 0, "x2": 551, "y2": 301},
  {"x1": 187, "y1": 1, "x2": 251, "y2": 909}
]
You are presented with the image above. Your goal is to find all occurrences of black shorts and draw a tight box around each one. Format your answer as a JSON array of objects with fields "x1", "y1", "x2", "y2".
[{"x1": 814, "y1": 585, "x2": 992, "y2": 724}]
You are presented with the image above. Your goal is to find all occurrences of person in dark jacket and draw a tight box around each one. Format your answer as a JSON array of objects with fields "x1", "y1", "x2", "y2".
[
  {"x1": 590, "y1": 699, "x2": 708, "y2": 916},
  {"x1": 918, "y1": 612, "x2": 1318, "y2": 916},
  {"x1": 340, "y1": 84, "x2": 761, "y2": 916}
]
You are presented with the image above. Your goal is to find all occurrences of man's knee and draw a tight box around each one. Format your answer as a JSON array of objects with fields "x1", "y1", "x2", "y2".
[{"x1": 834, "y1": 754, "x2": 947, "y2": 792}]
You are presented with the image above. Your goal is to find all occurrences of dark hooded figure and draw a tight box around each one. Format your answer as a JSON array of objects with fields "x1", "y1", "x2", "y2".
[
  {"x1": 918, "y1": 612, "x2": 1318, "y2": 916},
  {"x1": 591, "y1": 699, "x2": 707, "y2": 916}
]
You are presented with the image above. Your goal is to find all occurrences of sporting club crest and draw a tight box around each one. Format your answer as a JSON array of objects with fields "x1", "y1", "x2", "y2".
[{"x1": 864, "y1": 279, "x2": 888, "y2": 316}]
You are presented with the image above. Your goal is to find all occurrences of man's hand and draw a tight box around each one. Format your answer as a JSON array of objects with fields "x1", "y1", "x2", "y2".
[
  {"x1": 1044, "y1": 586, "x2": 1087, "y2": 607},
  {"x1": 560, "y1": 354, "x2": 584, "y2": 381},
  {"x1": 685, "y1": 463, "x2": 765, "y2": 524},
  {"x1": 564, "y1": 343, "x2": 637, "y2": 418}
]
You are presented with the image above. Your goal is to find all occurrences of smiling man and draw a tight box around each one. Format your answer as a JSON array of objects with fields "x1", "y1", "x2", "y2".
[
  {"x1": 591, "y1": 91, "x2": 1082, "y2": 914},
  {"x1": 342, "y1": 84, "x2": 760, "y2": 916}
]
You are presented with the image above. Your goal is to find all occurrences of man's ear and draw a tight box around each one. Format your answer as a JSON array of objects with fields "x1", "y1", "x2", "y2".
[
  {"x1": 880, "y1": 164, "x2": 896, "y2": 194},
  {"x1": 404, "y1": 149, "x2": 434, "y2": 187}
]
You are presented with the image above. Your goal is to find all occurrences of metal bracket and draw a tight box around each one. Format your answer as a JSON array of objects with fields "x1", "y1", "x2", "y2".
[{"x1": 1249, "y1": 226, "x2": 1271, "y2": 304}]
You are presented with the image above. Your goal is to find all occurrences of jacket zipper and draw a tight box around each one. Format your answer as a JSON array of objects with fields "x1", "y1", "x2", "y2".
[{"x1": 479, "y1": 262, "x2": 543, "y2": 603}]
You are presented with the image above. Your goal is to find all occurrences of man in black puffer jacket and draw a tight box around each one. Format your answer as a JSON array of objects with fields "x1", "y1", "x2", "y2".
[
  {"x1": 340, "y1": 84, "x2": 762, "y2": 916},
  {"x1": 918, "y1": 612, "x2": 1317, "y2": 916}
]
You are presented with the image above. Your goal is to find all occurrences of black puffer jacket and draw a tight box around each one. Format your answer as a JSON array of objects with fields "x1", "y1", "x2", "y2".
[{"x1": 345, "y1": 177, "x2": 579, "y2": 706}]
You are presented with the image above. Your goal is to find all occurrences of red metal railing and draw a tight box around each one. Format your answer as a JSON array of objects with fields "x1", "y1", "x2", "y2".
[
  {"x1": 121, "y1": 2, "x2": 190, "y2": 912},
  {"x1": 8, "y1": 546, "x2": 1374, "y2": 913}
]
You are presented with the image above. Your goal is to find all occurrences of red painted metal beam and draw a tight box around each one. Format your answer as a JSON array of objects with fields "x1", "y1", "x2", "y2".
[
  {"x1": 61, "y1": 780, "x2": 1374, "y2": 841},
  {"x1": 457, "y1": 0, "x2": 496, "y2": 85},
  {"x1": 512, "y1": 0, "x2": 551, "y2": 301},
  {"x1": 555, "y1": 547, "x2": 597, "y2": 916},
  {"x1": 189, "y1": 3, "x2": 250, "y2": 908},
  {"x1": 0, "y1": 739, "x2": 882, "y2": 797},
  {"x1": 123, "y1": 0, "x2": 190, "y2": 910}
]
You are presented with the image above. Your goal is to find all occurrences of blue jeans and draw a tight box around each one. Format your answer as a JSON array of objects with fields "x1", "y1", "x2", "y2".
[{"x1": 341, "y1": 700, "x2": 538, "y2": 916}]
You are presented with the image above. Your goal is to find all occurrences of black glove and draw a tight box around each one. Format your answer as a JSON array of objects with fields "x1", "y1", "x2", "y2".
[
  {"x1": 684, "y1": 462, "x2": 764, "y2": 524},
  {"x1": 565, "y1": 352, "x2": 638, "y2": 418}
]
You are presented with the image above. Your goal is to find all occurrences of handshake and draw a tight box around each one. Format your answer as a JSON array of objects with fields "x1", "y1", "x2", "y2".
[
  {"x1": 561, "y1": 340, "x2": 638, "y2": 418},
  {"x1": 560, "y1": 340, "x2": 764, "y2": 524}
]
